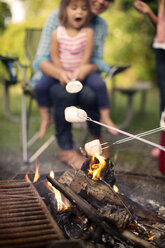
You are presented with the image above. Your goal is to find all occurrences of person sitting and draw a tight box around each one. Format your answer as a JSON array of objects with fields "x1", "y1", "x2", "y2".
[
  {"x1": 35, "y1": 0, "x2": 117, "y2": 139},
  {"x1": 32, "y1": 0, "x2": 116, "y2": 170}
]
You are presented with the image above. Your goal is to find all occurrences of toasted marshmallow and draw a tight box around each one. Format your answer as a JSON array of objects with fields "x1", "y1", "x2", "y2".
[
  {"x1": 66, "y1": 80, "x2": 83, "y2": 93},
  {"x1": 85, "y1": 139, "x2": 102, "y2": 156},
  {"x1": 65, "y1": 106, "x2": 87, "y2": 123}
]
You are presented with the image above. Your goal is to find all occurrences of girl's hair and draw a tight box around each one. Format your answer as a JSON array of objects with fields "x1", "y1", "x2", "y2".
[{"x1": 59, "y1": 0, "x2": 91, "y2": 26}]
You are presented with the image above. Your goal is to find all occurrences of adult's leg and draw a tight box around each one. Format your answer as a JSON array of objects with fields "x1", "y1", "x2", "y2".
[
  {"x1": 78, "y1": 84, "x2": 110, "y2": 158},
  {"x1": 155, "y1": 48, "x2": 165, "y2": 113},
  {"x1": 151, "y1": 49, "x2": 165, "y2": 158},
  {"x1": 83, "y1": 72, "x2": 110, "y2": 109},
  {"x1": 49, "y1": 82, "x2": 77, "y2": 150},
  {"x1": 83, "y1": 73, "x2": 118, "y2": 135},
  {"x1": 78, "y1": 84, "x2": 101, "y2": 137},
  {"x1": 49, "y1": 81, "x2": 86, "y2": 169}
]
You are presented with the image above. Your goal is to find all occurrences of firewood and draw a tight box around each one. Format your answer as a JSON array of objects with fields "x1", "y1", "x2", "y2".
[
  {"x1": 47, "y1": 176, "x2": 156, "y2": 248},
  {"x1": 70, "y1": 170, "x2": 164, "y2": 224}
]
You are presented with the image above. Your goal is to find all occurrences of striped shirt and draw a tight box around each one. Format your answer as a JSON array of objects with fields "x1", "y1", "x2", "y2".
[
  {"x1": 31, "y1": 10, "x2": 110, "y2": 86},
  {"x1": 57, "y1": 26, "x2": 87, "y2": 72}
]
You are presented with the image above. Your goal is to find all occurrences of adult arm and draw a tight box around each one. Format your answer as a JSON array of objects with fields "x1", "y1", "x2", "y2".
[
  {"x1": 40, "y1": 60, "x2": 73, "y2": 86},
  {"x1": 134, "y1": 0, "x2": 158, "y2": 25},
  {"x1": 79, "y1": 28, "x2": 94, "y2": 65},
  {"x1": 90, "y1": 17, "x2": 111, "y2": 74}
]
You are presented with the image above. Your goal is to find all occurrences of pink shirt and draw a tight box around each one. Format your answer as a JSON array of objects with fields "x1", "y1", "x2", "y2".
[{"x1": 57, "y1": 26, "x2": 87, "y2": 72}]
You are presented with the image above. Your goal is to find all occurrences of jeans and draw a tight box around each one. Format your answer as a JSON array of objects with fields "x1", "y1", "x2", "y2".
[
  {"x1": 155, "y1": 48, "x2": 165, "y2": 113},
  {"x1": 34, "y1": 74, "x2": 55, "y2": 107},
  {"x1": 49, "y1": 78, "x2": 101, "y2": 150},
  {"x1": 34, "y1": 72, "x2": 110, "y2": 150},
  {"x1": 34, "y1": 72, "x2": 110, "y2": 109}
]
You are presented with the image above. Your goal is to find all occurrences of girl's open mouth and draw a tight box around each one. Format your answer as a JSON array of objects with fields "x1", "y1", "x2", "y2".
[{"x1": 75, "y1": 17, "x2": 82, "y2": 22}]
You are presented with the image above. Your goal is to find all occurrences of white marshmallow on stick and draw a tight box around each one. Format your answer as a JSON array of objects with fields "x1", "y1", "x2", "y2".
[
  {"x1": 85, "y1": 139, "x2": 102, "y2": 156},
  {"x1": 160, "y1": 110, "x2": 165, "y2": 128},
  {"x1": 65, "y1": 106, "x2": 87, "y2": 123},
  {"x1": 66, "y1": 80, "x2": 83, "y2": 93}
]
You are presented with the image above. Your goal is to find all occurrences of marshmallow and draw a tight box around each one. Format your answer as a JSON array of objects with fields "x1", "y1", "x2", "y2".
[
  {"x1": 85, "y1": 139, "x2": 102, "y2": 156},
  {"x1": 160, "y1": 110, "x2": 165, "y2": 128},
  {"x1": 66, "y1": 80, "x2": 83, "y2": 93},
  {"x1": 65, "y1": 106, "x2": 87, "y2": 123}
]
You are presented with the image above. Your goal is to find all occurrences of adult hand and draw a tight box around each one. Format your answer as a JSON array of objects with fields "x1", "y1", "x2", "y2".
[
  {"x1": 58, "y1": 69, "x2": 73, "y2": 86},
  {"x1": 133, "y1": 0, "x2": 151, "y2": 15}
]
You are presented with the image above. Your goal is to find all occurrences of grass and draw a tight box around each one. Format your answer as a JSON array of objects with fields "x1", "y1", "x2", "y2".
[{"x1": 0, "y1": 82, "x2": 161, "y2": 167}]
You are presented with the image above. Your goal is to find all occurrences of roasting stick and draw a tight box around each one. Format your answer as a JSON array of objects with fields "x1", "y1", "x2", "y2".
[
  {"x1": 100, "y1": 126, "x2": 165, "y2": 151},
  {"x1": 80, "y1": 116, "x2": 165, "y2": 152},
  {"x1": 113, "y1": 126, "x2": 165, "y2": 146},
  {"x1": 101, "y1": 126, "x2": 165, "y2": 150}
]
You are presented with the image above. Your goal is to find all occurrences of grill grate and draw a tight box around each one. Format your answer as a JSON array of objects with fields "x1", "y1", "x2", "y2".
[{"x1": 0, "y1": 179, "x2": 64, "y2": 248}]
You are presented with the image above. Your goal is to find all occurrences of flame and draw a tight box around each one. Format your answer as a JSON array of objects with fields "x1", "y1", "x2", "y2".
[
  {"x1": 25, "y1": 173, "x2": 30, "y2": 182},
  {"x1": 48, "y1": 170, "x2": 69, "y2": 211},
  {"x1": 113, "y1": 185, "x2": 119, "y2": 192},
  {"x1": 33, "y1": 164, "x2": 40, "y2": 183},
  {"x1": 25, "y1": 161, "x2": 40, "y2": 183},
  {"x1": 148, "y1": 236, "x2": 154, "y2": 241},
  {"x1": 88, "y1": 153, "x2": 106, "y2": 180}
]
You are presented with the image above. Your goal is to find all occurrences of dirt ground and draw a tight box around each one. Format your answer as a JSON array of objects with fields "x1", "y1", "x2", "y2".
[{"x1": 0, "y1": 128, "x2": 164, "y2": 180}]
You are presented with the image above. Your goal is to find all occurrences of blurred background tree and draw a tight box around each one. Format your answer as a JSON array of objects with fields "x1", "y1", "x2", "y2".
[
  {"x1": 0, "y1": 1, "x2": 12, "y2": 31},
  {"x1": 0, "y1": 0, "x2": 158, "y2": 85}
]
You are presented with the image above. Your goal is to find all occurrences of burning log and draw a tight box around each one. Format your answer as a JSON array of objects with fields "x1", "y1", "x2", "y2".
[
  {"x1": 47, "y1": 175, "x2": 157, "y2": 248},
  {"x1": 46, "y1": 155, "x2": 165, "y2": 248},
  {"x1": 59, "y1": 159, "x2": 164, "y2": 225},
  {"x1": 69, "y1": 170, "x2": 164, "y2": 224}
]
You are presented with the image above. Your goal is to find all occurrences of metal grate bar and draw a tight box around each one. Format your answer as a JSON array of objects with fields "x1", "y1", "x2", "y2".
[{"x1": 0, "y1": 179, "x2": 64, "y2": 248}]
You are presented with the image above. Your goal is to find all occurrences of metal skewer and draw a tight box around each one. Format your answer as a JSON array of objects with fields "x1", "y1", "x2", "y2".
[
  {"x1": 81, "y1": 116, "x2": 165, "y2": 152},
  {"x1": 114, "y1": 126, "x2": 165, "y2": 145}
]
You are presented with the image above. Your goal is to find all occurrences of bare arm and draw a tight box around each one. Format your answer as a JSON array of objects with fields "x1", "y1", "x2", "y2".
[
  {"x1": 79, "y1": 27, "x2": 94, "y2": 66},
  {"x1": 134, "y1": 0, "x2": 158, "y2": 25},
  {"x1": 50, "y1": 30, "x2": 63, "y2": 69}
]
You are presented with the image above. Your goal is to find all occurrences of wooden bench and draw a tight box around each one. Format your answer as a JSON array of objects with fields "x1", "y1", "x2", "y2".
[
  {"x1": 104, "y1": 66, "x2": 153, "y2": 130},
  {"x1": 112, "y1": 81, "x2": 153, "y2": 130}
]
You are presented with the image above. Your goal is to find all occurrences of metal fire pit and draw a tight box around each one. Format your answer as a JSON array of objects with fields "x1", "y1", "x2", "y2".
[
  {"x1": 115, "y1": 173, "x2": 165, "y2": 213},
  {"x1": 0, "y1": 179, "x2": 64, "y2": 248}
]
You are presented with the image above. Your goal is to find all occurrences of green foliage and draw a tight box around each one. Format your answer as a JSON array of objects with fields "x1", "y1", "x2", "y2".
[
  {"x1": 0, "y1": 1, "x2": 12, "y2": 31},
  {"x1": 0, "y1": 0, "x2": 157, "y2": 85},
  {"x1": 118, "y1": 0, "x2": 157, "y2": 13},
  {"x1": 102, "y1": 0, "x2": 156, "y2": 84},
  {"x1": 0, "y1": 23, "x2": 25, "y2": 60}
]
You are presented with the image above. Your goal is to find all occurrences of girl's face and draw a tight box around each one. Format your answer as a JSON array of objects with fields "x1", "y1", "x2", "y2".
[
  {"x1": 90, "y1": 0, "x2": 111, "y2": 16},
  {"x1": 66, "y1": 0, "x2": 89, "y2": 29}
]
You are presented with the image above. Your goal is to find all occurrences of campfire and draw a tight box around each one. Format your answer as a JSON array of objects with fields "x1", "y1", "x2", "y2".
[
  {"x1": 0, "y1": 154, "x2": 165, "y2": 248},
  {"x1": 45, "y1": 154, "x2": 165, "y2": 248}
]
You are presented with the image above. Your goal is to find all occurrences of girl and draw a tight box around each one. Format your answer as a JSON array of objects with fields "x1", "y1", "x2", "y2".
[
  {"x1": 51, "y1": 0, "x2": 118, "y2": 134},
  {"x1": 35, "y1": 0, "x2": 117, "y2": 139}
]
